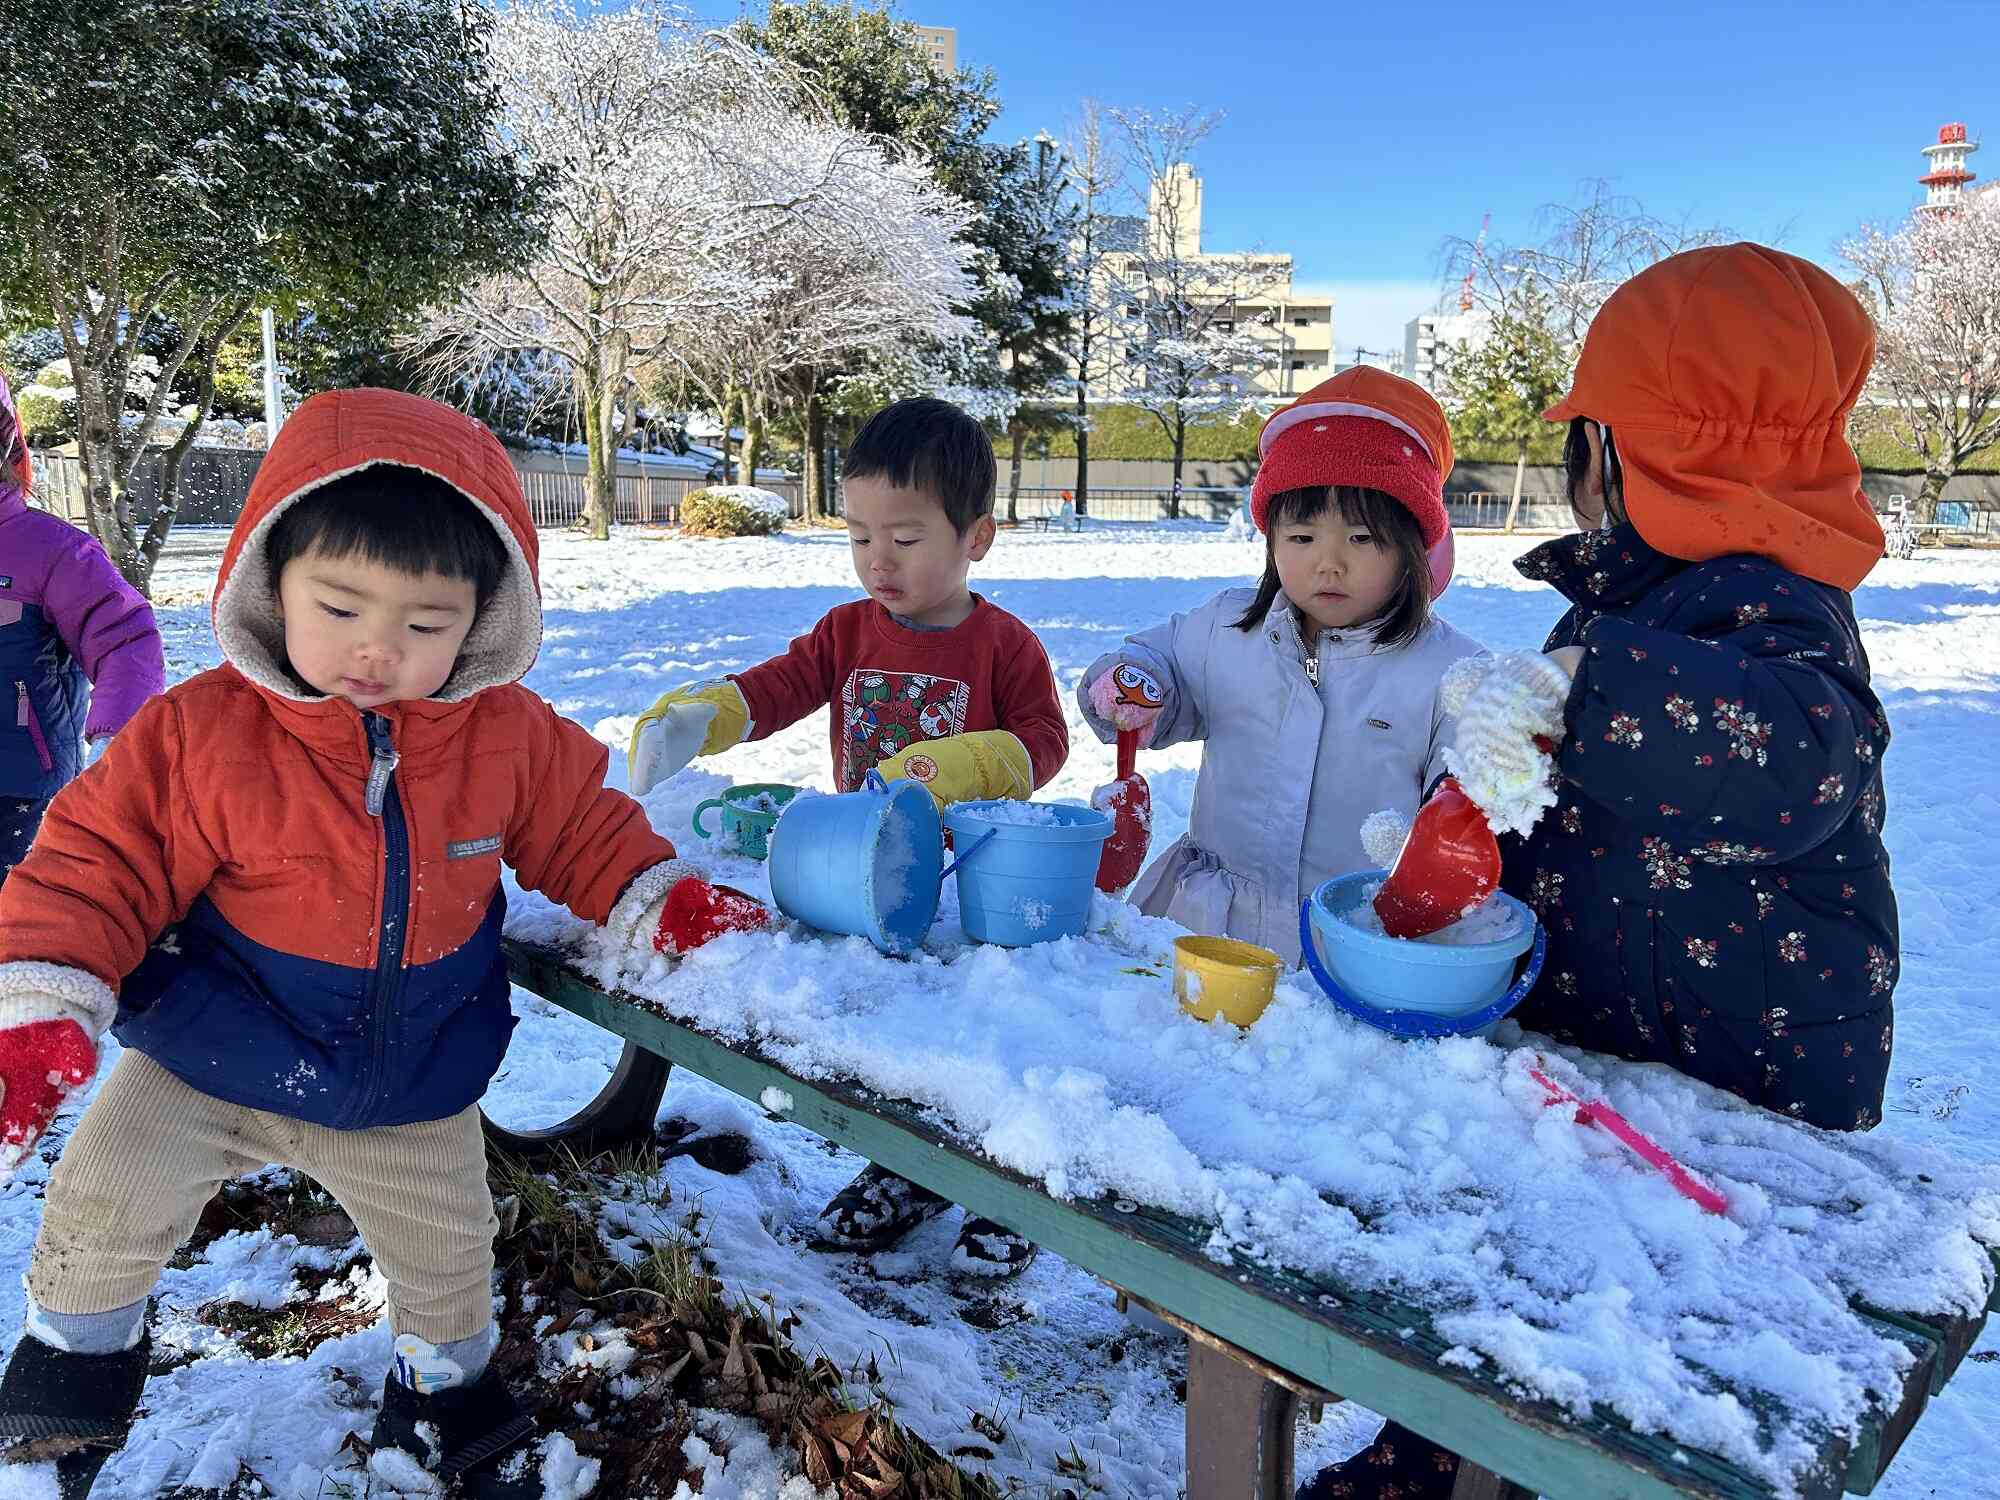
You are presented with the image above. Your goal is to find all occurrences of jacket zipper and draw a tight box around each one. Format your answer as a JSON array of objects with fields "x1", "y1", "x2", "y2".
[
  {"x1": 15, "y1": 681, "x2": 52, "y2": 772},
  {"x1": 359, "y1": 713, "x2": 410, "y2": 1124},
  {"x1": 1303, "y1": 653, "x2": 1320, "y2": 688}
]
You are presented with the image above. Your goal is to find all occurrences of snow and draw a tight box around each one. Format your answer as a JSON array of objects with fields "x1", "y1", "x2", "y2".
[
  {"x1": 1338, "y1": 883, "x2": 1525, "y2": 946},
  {"x1": 15, "y1": 523, "x2": 2000, "y2": 1498},
  {"x1": 950, "y1": 799, "x2": 1090, "y2": 827}
]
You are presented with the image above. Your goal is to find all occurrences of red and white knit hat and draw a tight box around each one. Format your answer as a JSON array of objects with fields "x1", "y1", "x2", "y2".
[{"x1": 1250, "y1": 366, "x2": 1456, "y2": 596}]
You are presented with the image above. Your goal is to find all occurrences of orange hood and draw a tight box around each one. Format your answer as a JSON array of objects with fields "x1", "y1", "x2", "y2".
[
  {"x1": 213, "y1": 388, "x2": 543, "y2": 701},
  {"x1": 1545, "y1": 243, "x2": 1883, "y2": 591}
]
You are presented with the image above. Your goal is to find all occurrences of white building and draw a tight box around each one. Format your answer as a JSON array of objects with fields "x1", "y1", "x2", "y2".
[{"x1": 1402, "y1": 308, "x2": 1491, "y2": 395}]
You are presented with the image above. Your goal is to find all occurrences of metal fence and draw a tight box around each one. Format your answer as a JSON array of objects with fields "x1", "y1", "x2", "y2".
[
  {"x1": 998, "y1": 484, "x2": 1572, "y2": 531},
  {"x1": 31, "y1": 449, "x2": 805, "y2": 531}
]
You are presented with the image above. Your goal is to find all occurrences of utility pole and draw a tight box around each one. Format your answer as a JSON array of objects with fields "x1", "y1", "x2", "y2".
[{"x1": 260, "y1": 309, "x2": 285, "y2": 436}]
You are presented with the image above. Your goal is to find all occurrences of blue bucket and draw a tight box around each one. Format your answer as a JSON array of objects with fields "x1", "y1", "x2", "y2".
[
  {"x1": 1298, "y1": 870, "x2": 1544, "y2": 1040},
  {"x1": 768, "y1": 772, "x2": 943, "y2": 955},
  {"x1": 942, "y1": 800, "x2": 1112, "y2": 946}
]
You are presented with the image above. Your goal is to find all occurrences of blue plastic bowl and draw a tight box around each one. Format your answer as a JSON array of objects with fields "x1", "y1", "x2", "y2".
[
  {"x1": 768, "y1": 775, "x2": 943, "y2": 955},
  {"x1": 942, "y1": 800, "x2": 1112, "y2": 946},
  {"x1": 1299, "y1": 870, "x2": 1543, "y2": 1040}
]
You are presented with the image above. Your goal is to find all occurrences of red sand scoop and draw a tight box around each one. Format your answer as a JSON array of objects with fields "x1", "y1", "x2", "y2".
[
  {"x1": 655, "y1": 878, "x2": 772, "y2": 955},
  {"x1": 1371, "y1": 777, "x2": 1503, "y2": 939},
  {"x1": 1092, "y1": 727, "x2": 1153, "y2": 894}
]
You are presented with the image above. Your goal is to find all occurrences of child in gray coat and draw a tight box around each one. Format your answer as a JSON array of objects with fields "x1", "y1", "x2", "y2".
[{"x1": 1078, "y1": 369, "x2": 1486, "y2": 963}]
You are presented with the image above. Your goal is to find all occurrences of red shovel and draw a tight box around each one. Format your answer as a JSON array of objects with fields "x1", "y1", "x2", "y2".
[
  {"x1": 1371, "y1": 777, "x2": 1503, "y2": 939},
  {"x1": 655, "y1": 877, "x2": 771, "y2": 955},
  {"x1": 1092, "y1": 727, "x2": 1152, "y2": 893}
]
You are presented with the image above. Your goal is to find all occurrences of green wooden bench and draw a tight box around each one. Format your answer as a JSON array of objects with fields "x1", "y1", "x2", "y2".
[{"x1": 492, "y1": 939, "x2": 1997, "y2": 1500}]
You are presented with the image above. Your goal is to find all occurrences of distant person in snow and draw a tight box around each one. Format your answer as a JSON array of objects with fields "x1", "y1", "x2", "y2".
[
  {"x1": 1304, "y1": 244, "x2": 1901, "y2": 1500},
  {"x1": 1076, "y1": 367, "x2": 1488, "y2": 967},
  {"x1": 0, "y1": 371, "x2": 163, "y2": 886},
  {"x1": 0, "y1": 389, "x2": 726, "y2": 1499},
  {"x1": 626, "y1": 396, "x2": 1070, "y2": 1278}
]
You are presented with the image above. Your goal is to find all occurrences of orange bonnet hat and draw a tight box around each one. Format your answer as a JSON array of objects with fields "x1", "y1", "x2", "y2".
[{"x1": 1545, "y1": 243, "x2": 1883, "y2": 591}]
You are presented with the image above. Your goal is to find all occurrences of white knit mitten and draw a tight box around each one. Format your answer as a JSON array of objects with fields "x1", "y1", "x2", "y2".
[{"x1": 1444, "y1": 652, "x2": 1574, "y2": 837}]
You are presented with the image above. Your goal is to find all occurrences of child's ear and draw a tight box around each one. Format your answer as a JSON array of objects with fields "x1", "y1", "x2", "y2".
[{"x1": 965, "y1": 514, "x2": 997, "y2": 561}]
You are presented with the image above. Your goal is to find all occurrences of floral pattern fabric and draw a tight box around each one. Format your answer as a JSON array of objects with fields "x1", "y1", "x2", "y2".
[{"x1": 1504, "y1": 525, "x2": 1897, "y2": 1131}]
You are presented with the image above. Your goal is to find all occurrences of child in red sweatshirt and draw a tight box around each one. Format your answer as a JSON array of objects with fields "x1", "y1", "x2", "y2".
[{"x1": 629, "y1": 398, "x2": 1068, "y2": 1274}]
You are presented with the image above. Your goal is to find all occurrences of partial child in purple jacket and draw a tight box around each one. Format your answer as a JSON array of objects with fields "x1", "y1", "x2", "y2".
[{"x1": 0, "y1": 373, "x2": 164, "y2": 882}]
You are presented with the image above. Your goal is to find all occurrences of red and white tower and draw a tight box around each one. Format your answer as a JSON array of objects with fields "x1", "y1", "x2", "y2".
[{"x1": 1919, "y1": 123, "x2": 1978, "y2": 212}]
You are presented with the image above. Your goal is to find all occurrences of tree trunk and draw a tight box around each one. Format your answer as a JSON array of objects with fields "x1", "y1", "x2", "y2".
[
  {"x1": 1916, "y1": 469, "x2": 1949, "y2": 525},
  {"x1": 579, "y1": 361, "x2": 614, "y2": 541},
  {"x1": 717, "y1": 389, "x2": 735, "y2": 484},
  {"x1": 1169, "y1": 415, "x2": 1186, "y2": 521},
  {"x1": 738, "y1": 406, "x2": 765, "y2": 487},
  {"x1": 803, "y1": 387, "x2": 828, "y2": 524},
  {"x1": 1504, "y1": 441, "x2": 1528, "y2": 534},
  {"x1": 144, "y1": 306, "x2": 253, "y2": 591},
  {"x1": 1073, "y1": 379, "x2": 1089, "y2": 519},
  {"x1": 1006, "y1": 420, "x2": 1026, "y2": 525}
]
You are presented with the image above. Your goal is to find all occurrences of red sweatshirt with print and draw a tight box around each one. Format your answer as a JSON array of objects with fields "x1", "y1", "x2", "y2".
[{"x1": 730, "y1": 597, "x2": 1067, "y2": 792}]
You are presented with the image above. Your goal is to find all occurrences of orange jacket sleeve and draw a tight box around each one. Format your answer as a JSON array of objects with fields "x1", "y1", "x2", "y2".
[
  {"x1": 0, "y1": 694, "x2": 222, "y2": 988},
  {"x1": 731, "y1": 613, "x2": 838, "y2": 742},
  {"x1": 506, "y1": 695, "x2": 678, "y2": 922},
  {"x1": 996, "y1": 623, "x2": 1070, "y2": 790}
]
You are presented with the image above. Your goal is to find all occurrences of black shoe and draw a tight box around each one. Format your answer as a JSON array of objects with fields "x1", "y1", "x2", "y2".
[
  {"x1": 370, "y1": 1367, "x2": 539, "y2": 1496},
  {"x1": 0, "y1": 1330, "x2": 151, "y2": 1499},
  {"x1": 950, "y1": 1215, "x2": 1038, "y2": 1278},
  {"x1": 810, "y1": 1163, "x2": 952, "y2": 1251}
]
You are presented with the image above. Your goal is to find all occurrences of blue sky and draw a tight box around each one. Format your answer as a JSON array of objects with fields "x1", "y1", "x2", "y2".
[{"x1": 854, "y1": 0, "x2": 1992, "y2": 357}]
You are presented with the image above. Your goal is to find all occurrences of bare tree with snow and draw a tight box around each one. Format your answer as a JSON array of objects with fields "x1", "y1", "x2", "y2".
[
  {"x1": 1107, "y1": 107, "x2": 1282, "y2": 519},
  {"x1": 665, "y1": 129, "x2": 977, "y2": 520},
  {"x1": 1844, "y1": 196, "x2": 2000, "y2": 522},
  {"x1": 409, "y1": 0, "x2": 874, "y2": 540},
  {"x1": 1057, "y1": 101, "x2": 1131, "y2": 520}
]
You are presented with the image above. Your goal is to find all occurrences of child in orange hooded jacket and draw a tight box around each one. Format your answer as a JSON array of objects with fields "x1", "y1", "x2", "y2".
[{"x1": 0, "y1": 390, "x2": 713, "y2": 1498}]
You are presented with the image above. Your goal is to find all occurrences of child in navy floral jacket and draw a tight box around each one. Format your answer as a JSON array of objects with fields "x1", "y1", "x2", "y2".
[{"x1": 1301, "y1": 244, "x2": 1899, "y2": 1500}]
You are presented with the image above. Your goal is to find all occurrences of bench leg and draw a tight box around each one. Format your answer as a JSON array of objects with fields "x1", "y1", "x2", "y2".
[
  {"x1": 1185, "y1": 1338, "x2": 1297, "y2": 1500},
  {"x1": 1449, "y1": 1460, "x2": 1535, "y2": 1500}
]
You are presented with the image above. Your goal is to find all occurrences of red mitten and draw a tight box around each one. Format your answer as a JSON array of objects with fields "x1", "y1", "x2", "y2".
[
  {"x1": 0, "y1": 1018, "x2": 97, "y2": 1168},
  {"x1": 655, "y1": 877, "x2": 771, "y2": 956}
]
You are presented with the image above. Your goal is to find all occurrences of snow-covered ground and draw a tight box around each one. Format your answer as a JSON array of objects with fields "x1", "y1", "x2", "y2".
[{"x1": 8, "y1": 523, "x2": 1997, "y2": 1497}]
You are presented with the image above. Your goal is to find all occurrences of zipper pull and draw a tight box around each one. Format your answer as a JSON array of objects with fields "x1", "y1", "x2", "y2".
[
  {"x1": 1304, "y1": 653, "x2": 1320, "y2": 688},
  {"x1": 15, "y1": 681, "x2": 27, "y2": 727},
  {"x1": 363, "y1": 714, "x2": 400, "y2": 818}
]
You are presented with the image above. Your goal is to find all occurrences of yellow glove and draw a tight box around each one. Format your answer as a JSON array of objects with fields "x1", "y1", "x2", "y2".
[
  {"x1": 877, "y1": 730, "x2": 1033, "y2": 810},
  {"x1": 627, "y1": 680, "x2": 751, "y2": 796}
]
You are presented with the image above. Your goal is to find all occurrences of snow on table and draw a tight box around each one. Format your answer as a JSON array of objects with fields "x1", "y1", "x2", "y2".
[{"x1": 508, "y1": 872, "x2": 1999, "y2": 1494}]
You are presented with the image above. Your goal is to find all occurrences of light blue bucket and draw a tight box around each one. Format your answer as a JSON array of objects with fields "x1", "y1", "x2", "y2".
[
  {"x1": 1299, "y1": 870, "x2": 1543, "y2": 1040},
  {"x1": 942, "y1": 800, "x2": 1112, "y2": 946},
  {"x1": 768, "y1": 772, "x2": 944, "y2": 955}
]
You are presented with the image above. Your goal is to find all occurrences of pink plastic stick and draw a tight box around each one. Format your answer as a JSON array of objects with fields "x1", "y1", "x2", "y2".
[{"x1": 1529, "y1": 1062, "x2": 1728, "y2": 1215}]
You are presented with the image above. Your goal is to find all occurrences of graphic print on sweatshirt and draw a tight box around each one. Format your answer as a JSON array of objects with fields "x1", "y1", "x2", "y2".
[{"x1": 841, "y1": 668, "x2": 969, "y2": 789}]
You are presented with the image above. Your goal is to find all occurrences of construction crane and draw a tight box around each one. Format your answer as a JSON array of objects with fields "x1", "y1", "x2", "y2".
[{"x1": 1458, "y1": 211, "x2": 1491, "y2": 313}]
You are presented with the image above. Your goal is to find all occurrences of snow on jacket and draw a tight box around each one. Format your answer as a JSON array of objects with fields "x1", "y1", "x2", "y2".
[
  {"x1": 0, "y1": 434, "x2": 163, "y2": 800},
  {"x1": 1080, "y1": 589, "x2": 1486, "y2": 964},
  {"x1": 1503, "y1": 524, "x2": 1897, "y2": 1130},
  {"x1": 0, "y1": 388, "x2": 677, "y2": 1129}
]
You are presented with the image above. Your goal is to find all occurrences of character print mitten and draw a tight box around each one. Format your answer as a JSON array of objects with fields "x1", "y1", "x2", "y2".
[
  {"x1": 627, "y1": 680, "x2": 750, "y2": 796},
  {"x1": 1086, "y1": 661, "x2": 1167, "y2": 740}
]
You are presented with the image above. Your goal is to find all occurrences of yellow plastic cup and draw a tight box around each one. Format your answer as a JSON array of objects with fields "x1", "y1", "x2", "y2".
[{"x1": 1173, "y1": 936, "x2": 1283, "y2": 1027}]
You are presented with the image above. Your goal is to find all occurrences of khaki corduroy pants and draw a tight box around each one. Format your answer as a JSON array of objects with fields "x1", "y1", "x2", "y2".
[{"x1": 29, "y1": 1050, "x2": 497, "y2": 1342}]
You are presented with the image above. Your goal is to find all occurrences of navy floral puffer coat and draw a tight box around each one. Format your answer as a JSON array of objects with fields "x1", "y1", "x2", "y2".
[{"x1": 1502, "y1": 524, "x2": 1896, "y2": 1131}]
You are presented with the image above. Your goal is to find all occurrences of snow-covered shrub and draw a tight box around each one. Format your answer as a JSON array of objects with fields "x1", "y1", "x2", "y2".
[
  {"x1": 680, "y1": 485, "x2": 788, "y2": 537},
  {"x1": 16, "y1": 364, "x2": 78, "y2": 445}
]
